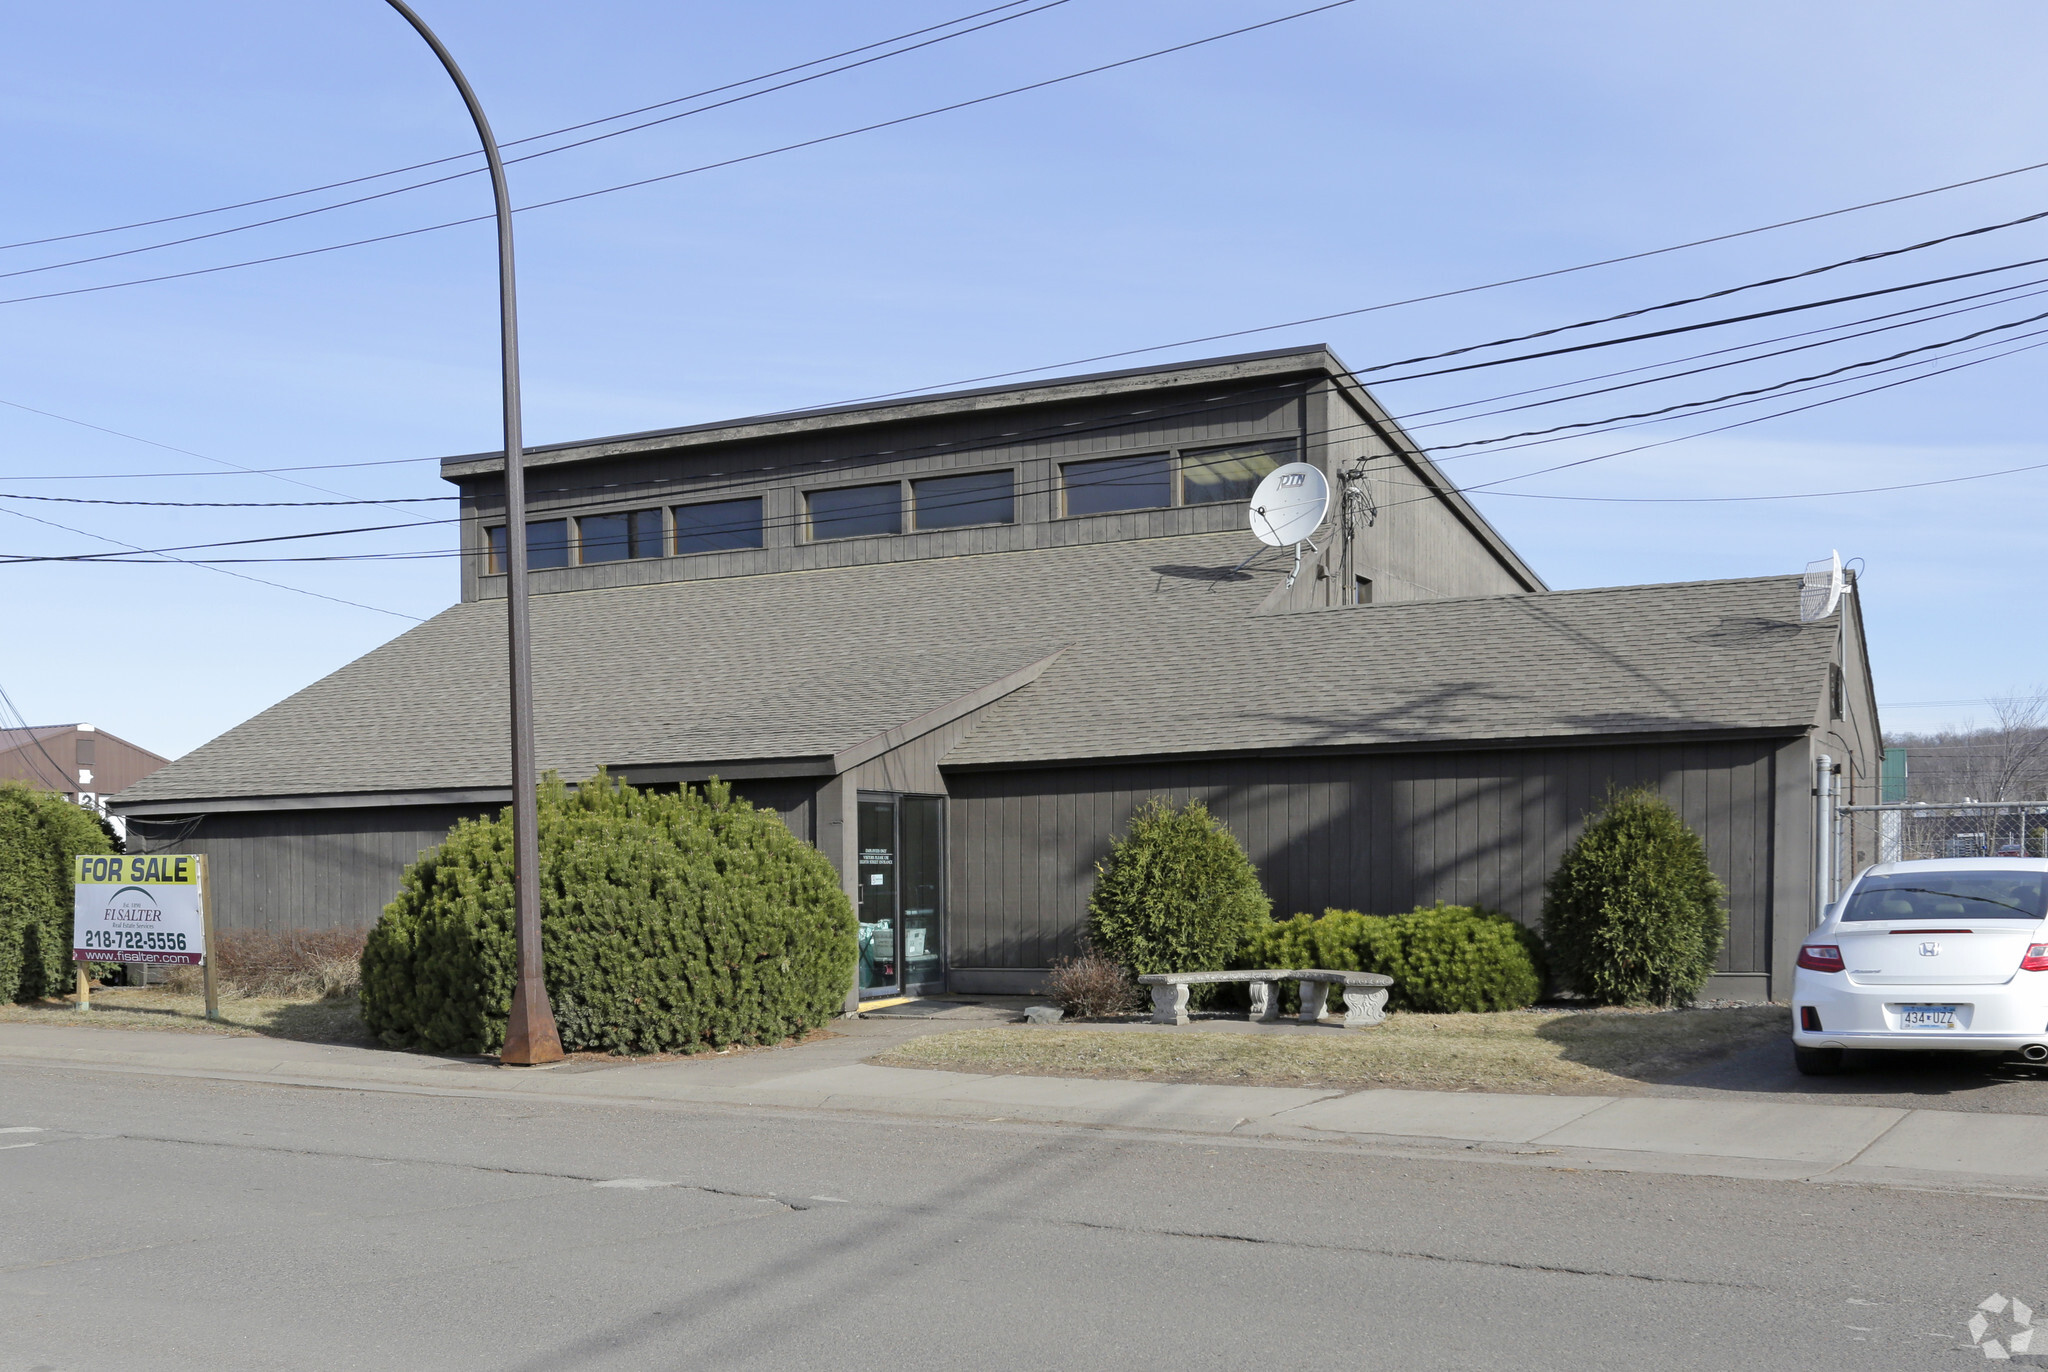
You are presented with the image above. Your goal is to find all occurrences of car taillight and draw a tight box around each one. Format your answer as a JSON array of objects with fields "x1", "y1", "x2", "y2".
[
  {"x1": 2022, "y1": 944, "x2": 2048, "y2": 972},
  {"x1": 1797, "y1": 943, "x2": 1845, "y2": 972}
]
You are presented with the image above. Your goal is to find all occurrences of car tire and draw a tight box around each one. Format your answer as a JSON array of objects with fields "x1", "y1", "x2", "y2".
[{"x1": 1793, "y1": 1044, "x2": 1846, "y2": 1076}]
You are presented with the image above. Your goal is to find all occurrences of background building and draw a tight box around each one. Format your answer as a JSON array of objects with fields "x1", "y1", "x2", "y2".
[
  {"x1": 2, "y1": 722, "x2": 167, "y2": 840},
  {"x1": 111, "y1": 347, "x2": 1878, "y2": 1003}
]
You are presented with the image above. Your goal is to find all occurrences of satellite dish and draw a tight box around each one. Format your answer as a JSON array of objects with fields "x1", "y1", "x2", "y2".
[
  {"x1": 1248, "y1": 463, "x2": 1332, "y2": 547},
  {"x1": 1799, "y1": 550, "x2": 1846, "y2": 622}
]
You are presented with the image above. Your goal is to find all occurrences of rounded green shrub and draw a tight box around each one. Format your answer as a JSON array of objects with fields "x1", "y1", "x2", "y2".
[
  {"x1": 1087, "y1": 798, "x2": 1270, "y2": 992},
  {"x1": 1235, "y1": 903, "x2": 1544, "y2": 1013},
  {"x1": 361, "y1": 773, "x2": 856, "y2": 1055},
  {"x1": 0, "y1": 781, "x2": 119, "y2": 1002},
  {"x1": 1541, "y1": 787, "x2": 1726, "y2": 1006}
]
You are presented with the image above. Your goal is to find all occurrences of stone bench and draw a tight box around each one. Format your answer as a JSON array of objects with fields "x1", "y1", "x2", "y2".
[{"x1": 1136, "y1": 969, "x2": 1394, "y2": 1028}]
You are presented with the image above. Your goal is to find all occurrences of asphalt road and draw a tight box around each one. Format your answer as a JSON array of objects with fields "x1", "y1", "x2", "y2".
[{"x1": 1, "y1": 1062, "x2": 2039, "y2": 1371}]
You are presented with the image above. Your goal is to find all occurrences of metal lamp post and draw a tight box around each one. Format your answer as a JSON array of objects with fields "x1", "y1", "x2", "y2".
[{"x1": 382, "y1": 0, "x2": 562, "y2": 1065}]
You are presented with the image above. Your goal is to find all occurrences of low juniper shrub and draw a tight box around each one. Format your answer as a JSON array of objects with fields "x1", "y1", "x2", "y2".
[
  {"x1": 1541, "y1": 787, "x2": 1726, "y2": 1007},
  {"x1": 1235, "y1": 903, "x2": 1546, "y2": 1014},
  {"x1": 361, "y1": 773, "x2": 855, "y2": 1055},
  {"x1": 1086, "y1": 797, "x2": 1270, "y2": 1007}
]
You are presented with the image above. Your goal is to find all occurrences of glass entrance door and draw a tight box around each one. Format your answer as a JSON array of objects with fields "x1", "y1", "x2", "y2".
[
  {"x1": 856, "y1": 794, "x2": 944, "y2": 1000},
  {"x1": 899, "y1": 796, "x2": 943, "y2": 994},
  {"x1": 857, "y1": 799, "x2": 898, "y2": 998}
]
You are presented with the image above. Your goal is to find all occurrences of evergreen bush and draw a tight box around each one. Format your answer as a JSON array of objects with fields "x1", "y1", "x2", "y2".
[
  {"x1": 1086, "y1": 798, "x2": 1270, "y2": 999},
  {"x1": 1235, "y1": 903, "x2": 1544, "y2": 1013},
  {"x1": 0, "y1": 781, "x2": 119, "y2": 1002},
  {"x1": 361, "y1": 773, "x2": 855, "y2": 1055},
  {"x1": 1541, "y1": 787, "x2": 1727, "y2": 1006}
]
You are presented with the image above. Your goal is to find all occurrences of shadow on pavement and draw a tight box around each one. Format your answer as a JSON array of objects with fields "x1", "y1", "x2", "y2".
[{"x1": 1652, "y1": 1037, "x2": 2048, "y2": 1114}]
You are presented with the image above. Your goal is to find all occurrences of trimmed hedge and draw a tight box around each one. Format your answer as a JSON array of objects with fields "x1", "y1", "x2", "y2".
[
  {"x1": 361, "y1": 773, "x2": 856, "y2": 1055},
  {"x1": 1, "y1": 781, "x2": 119, "y2": 1002},
  {"x1": 1087, "y1": 798, "x2": 1270, "y2": 996},
  {"x1": 1234, "y1": 904, "x2": 1546, "y2": 1013},
  {"x1": 1541, "y1": 787, "x2": 1727, "y2": 1007}
]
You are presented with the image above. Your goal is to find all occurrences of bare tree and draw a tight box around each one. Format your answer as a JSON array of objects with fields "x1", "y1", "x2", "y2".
[{"x1": 1895, "y1": 685, "x2": 2048, "y2": 802}]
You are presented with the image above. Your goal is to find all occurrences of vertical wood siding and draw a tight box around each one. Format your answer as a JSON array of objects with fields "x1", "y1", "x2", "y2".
[
  {"x1": 944, "y1": 739, "x2": 1783, "y2": 974},
  {"x1": 153, "y1": 805, "x2": 491, "y2": 933},
  {"x1": 156, "y1": 779, "x2": 818, "y2": 935}
]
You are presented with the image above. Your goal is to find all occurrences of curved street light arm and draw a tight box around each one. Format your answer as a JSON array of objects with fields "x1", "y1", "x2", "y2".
[{"x1": 380, "y1": 0, "x2": 562, "y2": 1065}]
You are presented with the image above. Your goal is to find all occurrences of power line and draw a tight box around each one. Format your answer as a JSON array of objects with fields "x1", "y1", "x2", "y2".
[
  {"x1": 0, "y1": 502, "x2": 426, "y2": 618},
  {"x1": 1425, "y1": 315, "x2": 2048, "y2": 466},
  {"x1": 0, "y1": 398, "x2": 430, "y2": 518},
  {"x1": 0, "y1": 1, "x2": 1361, "y2": 311},
  {"x1": 1347, "y1": 208, "x2": 2048, "y2": 379},
  {"x1": 0, "y1": 1, "x2": 1077, "y2": 286},
  {"x1": 1469, "y1": 457, "x2": 2048, "y2": 504},
  {"x1": 1424, "y1": 304, "x2": 2048, "y2": 451},
  {"x1": 10, "y1": 288, "x2": 2045, "y2": 541},
  {"x1": 785, "y1": 166, "x2": 2048, "y2": 409},
  {"x1": 3, "y1": 379, "x2": 1318, "y2": 509},
  {"x1": 1452, "y1": 330, "x2": 2048, "y2": 496},
  {"x1": 0, "y1": 1, "x2": 1057, "y2": 254},
  {"x1": 1400, "y1": 272, "x2": 2048, "y2": 430},
  {"x1": 1364, "y1": 253, "x2": 2048, "y2": 387},
  {"x1": 0, "y1": 683, "x2": 73, "y2": 793},
  {"x1": 0, "y1": 491, "x2": 451, "y2": 508},
  {"x1": 16, "y1": 236, "x2": 2048, "y2": 502},
  {"x1": 26, "y1": 325, "x2": 2048, "y2": 565}
]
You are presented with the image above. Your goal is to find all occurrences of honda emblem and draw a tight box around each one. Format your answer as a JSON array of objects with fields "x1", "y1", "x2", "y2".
[{"x1": 1919, "y1": 941, "x2": 1941, "y2": 957}]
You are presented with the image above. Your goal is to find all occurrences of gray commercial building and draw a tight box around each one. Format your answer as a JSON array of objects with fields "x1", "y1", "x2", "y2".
[{"x1": 113, "y1": 346, "x2": 1879, "y2": 1003}]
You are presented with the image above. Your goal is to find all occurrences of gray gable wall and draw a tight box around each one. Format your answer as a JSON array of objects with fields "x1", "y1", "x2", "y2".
[{"x1": 444, "y1": 347, "x2": 1544, "y2": 608}]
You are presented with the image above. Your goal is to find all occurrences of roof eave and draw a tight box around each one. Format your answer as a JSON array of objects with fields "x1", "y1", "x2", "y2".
[
  {"x1": 438, "y1": 346, "x2": 1341, "y2": 481},
  {"x1": 940, "y1": 723, "x2": 1815, "y2": 773}
]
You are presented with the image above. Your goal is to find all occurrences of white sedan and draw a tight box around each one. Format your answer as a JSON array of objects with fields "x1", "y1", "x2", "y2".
[{"x1": 1790, "y1": 858, "x2": 2048, "y2": 1075}]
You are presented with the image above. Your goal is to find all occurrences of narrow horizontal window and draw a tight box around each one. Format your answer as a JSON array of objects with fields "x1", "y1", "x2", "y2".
[
  {"x1": 579, "y1": 509, "x2": 662, "y2": 564},
  {"x1": 808, "y1": 483, "x2": 902, "y2": 540},
  {"x1": 1181, "y1": 438, "x2": 1297, "y2": 505},
  {"x1": 1061, "y1": 453, "x2": 1170, "y2": 517},
  {"x1": 485, "y1": 519, "x2": 569, "y2": 574},
  {"x1": 913, "y1": 470, "x2": 1014, "y2": 530},
  {"x1": 673, "y1": 497, "x2": 763, "y2": 554}
]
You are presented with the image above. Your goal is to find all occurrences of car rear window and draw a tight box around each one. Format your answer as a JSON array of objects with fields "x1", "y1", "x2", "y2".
[{"x1": 1841, "y1": 871, "x2": 2048, "y2": 921}]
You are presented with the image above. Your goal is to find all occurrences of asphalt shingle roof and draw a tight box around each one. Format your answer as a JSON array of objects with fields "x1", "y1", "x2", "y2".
[{"x1": 119, "y1": 531, "x2": 1833, "y2": 804}]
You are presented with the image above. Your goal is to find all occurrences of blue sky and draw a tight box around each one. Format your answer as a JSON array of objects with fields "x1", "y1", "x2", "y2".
[{"x1": 2, "y1": 0, "x2": 2044, "y2": 758}]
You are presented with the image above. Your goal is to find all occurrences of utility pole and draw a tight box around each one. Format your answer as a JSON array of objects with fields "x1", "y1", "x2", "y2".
[
  {"x1": 382, "y1": 1, "x2": 562, "y2": 1065},
  {"x1": 1336, "y1": 460, "x2": 1375, "y2": 604}
]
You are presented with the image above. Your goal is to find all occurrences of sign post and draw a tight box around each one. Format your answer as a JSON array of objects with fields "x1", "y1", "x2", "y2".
[
  {"x1": 73, "y1": 854, "x2": 208, "y2": 1014},
  {"x1": 199, "y1": 855, "x2": 218, "y2": 1021}
]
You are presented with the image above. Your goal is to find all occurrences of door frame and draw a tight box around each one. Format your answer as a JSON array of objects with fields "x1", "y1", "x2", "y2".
[{"x1": 855, "y1": 790, "x2": 946, "y2": 1000}]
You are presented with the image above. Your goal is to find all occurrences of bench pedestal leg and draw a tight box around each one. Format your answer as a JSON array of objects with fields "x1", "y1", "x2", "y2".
[
  {"x1": 1150, "y1": 983, "x2": 1189, "y2": 1026},
  {"x1": 1249, "y1": 981, "x2": 1279, "y2": 1023},
  {"x1": 1297, "y1": 980, "x2": 1329, "y2": 1025},
  {"x1": 1342, "y1": 988, "x2": 1389, "y2": 1028}
]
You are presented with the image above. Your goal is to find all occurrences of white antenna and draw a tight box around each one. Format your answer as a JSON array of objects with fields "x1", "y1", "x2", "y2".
[
  {"x1": 1799, "y1": 550, "x2": 1847, "y2": 622},
  {"x1": 1236, "y1": 462, "x2": 1332, "y2": 586}
]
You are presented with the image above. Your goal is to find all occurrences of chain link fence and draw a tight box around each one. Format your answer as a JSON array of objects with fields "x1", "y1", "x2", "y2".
[{"x1": 1835, "y1": 802, "x2": 2048, "y2": 897}]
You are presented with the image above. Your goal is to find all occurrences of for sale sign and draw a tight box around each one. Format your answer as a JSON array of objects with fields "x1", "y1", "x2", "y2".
[{"x1": 73, "y1": 854, "x2": 205, "y2": 965}]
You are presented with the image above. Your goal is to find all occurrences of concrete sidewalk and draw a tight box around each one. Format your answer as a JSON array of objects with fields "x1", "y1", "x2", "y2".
[{"x1": 3, "y1": 1017, "x2": 2045, "y2": 1196}]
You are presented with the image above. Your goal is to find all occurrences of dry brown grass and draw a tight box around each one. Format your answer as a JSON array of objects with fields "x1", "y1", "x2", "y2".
[
  {"x1": 157, "y1": 927, "x2": 365, "y2": 1000},
  {"x1": 873, "y1": 1005, "x2": 1790, "y2": 1094},
  {"x1": 0, "y1": 986, "x2": 374, "y2": 1046}
]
